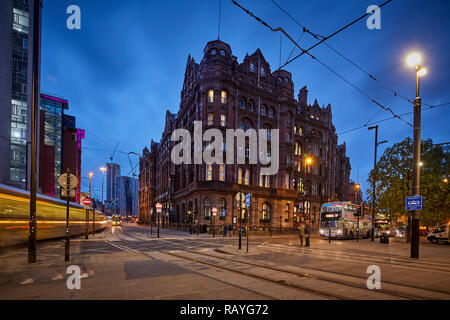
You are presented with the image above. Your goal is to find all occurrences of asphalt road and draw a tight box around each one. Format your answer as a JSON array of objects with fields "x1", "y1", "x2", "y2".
[{"x1": 0, "y1": 223, "x2": 449, "y2": 300}]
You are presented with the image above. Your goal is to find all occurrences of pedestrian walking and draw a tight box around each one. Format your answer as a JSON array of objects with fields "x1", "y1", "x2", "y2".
[
  {"x1": 305, "y1": 220, "x2": 312, "y2": 247},
  {"x1": 229, "y1": 224, "x2": 233, "y2": 237},
  {"x1": 223, "y1": 225, "x2": 227, "y2": 237},
  {"x1": 298, "y1": 222, "x2": 305, "y2": 246}
]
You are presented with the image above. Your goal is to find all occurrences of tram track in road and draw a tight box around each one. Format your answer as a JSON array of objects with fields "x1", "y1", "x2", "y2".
[
  {"x1": 261, "y1": 242, "x2": 450, "y2": 273},
  {"x1": 105, "y1": 226, "x2": 450, "y2": 300}
]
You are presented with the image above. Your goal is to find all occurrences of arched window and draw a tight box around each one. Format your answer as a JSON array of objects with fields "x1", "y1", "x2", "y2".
[
  {"x1": 211, "y1": 49, "x2": 217, "y2": 55},
  {"x1": 204, "y1": 198, "x2": 211, "y2": 219},
  {"x1": 239, "y1": 118, "x2": 252, "y2": 131},
  {"x1": 247, "y1": 100, "x2": 254, "y2": 111},
  {"x1": 261, "y1": 105, "x2": 267, "y2": 115},
  {"x1": 221, "y1": 91, "x2": 227, "y2": 104},
  {"x1": 239, "y1": 99, "x2": 245, "y2": 109},
  {"x1": 261, "y1": 203, "x2": 270, "y2": 221},
  {"x1": 268, "y1": 107, "x2": 274, "y2": 118},
  {"x1": 208, "y1": 90, "x2": 214, "y2": 103},
  {"x1": 261, "y1": 68, "x2": 265, "y2": 77}
]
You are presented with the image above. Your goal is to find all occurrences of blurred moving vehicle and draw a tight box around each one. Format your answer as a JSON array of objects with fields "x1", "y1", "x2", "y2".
[
  {"x1": 427, "y1": 224, "x2": 449, "y2": 244},
  {"x1": 112, "y1": 215, "x2": 121, "y2": 226},
  {"x1": 419, "y1": 229, "x2": 429, "y2": 237}
]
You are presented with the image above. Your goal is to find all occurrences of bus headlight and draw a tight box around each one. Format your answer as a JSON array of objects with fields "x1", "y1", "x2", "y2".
[
  {"x1": 320, "y1": 229, "x2": 325, "y2": 234},
  {"x1": 337, "y1": 230, "x2": 342, "y2": 234}
]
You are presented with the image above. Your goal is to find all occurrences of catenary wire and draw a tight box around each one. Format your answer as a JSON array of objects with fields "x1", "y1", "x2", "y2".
[{"x1": 230, "y1": 0, "x2": 412, "y2": 127}]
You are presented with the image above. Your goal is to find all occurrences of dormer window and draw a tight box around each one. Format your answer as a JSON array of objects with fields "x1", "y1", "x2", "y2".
[
  {"x1": 239, "y1": 99, "x2": 245, "y2": 109},
  {"x1": 220, "y1": 50, "x2": 225, "y2": 56},
  {"x1": 211, "y1": 49, "x2": 217, "y2": 55},
  {"x1": 285, "y1": 78, "x2": 289, "y2": 83},
  {"x1": 250, "y1": 63, "x2": 255, "y2": 73},
  {"x1": 261, "y1": 68, "x2": 265, "y2": 77},
  {"x1": 268, "y1": 107, "x2": 274, "y2": 118}
]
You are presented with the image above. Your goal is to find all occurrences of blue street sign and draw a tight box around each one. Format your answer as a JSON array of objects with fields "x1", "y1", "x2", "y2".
[
  {"x1": 245, "y1": 194, "x2": 251, "y2": 208},
  {"x1": 406, "y1": 196, "x2": 423, "y2": 211}
]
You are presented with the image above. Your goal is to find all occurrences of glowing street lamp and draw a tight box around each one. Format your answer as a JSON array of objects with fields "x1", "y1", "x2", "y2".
[{"x1": 406, "y1": 52, "x2": 428, "y2": 259}]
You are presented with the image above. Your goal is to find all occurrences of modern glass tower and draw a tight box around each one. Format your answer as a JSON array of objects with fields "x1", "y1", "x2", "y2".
[{"x1": 0, "y1": 0, "x2": 42, "y2": 189}]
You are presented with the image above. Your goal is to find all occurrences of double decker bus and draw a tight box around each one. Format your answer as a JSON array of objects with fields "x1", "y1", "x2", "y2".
[{"x1": 320, "y1": 202, "x2": 372, "y2": 239}]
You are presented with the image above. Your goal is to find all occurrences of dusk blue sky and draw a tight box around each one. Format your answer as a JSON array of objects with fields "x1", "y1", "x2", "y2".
[{"x1": 40, "y1": 0, "x2": 450, "y2": 200}]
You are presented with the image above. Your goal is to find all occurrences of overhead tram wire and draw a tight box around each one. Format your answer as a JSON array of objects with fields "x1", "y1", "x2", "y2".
[
  {"x1": 230, "y1": 0, "x2": 412, "y2": 127},
  {"x1": 269, "y1": 0, "x2": 428, "y2": 109},
  {"x1": 338, "y1": 103, "x2": 450, "y2": 136},
  {"x1": 273, "y1": 0, "x2": 393, "y2": 70}
]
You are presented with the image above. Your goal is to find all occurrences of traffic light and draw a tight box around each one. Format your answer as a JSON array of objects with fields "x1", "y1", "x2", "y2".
[{"x1": 354, "y1": 205, "x2": 362, "y2": 217}]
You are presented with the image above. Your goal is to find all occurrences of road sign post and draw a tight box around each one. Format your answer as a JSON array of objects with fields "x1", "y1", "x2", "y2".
[
  {"x1": 156, "y1": 203, "x2": 162, "y2": 238},
  {"x1": 212, "y1": 207, "x2": 217, "y2": 238},
  {"x1": 245, "y1": 194, "x2": 252, "y2": 253},
  {"x1": 406, "y1": 196, "x2": 423, "y2": 211}
]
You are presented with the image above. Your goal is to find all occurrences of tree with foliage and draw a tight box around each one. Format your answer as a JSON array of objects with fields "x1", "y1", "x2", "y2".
[{"x1": 366, "y1": 137, "x2": 449, "y2": 228}]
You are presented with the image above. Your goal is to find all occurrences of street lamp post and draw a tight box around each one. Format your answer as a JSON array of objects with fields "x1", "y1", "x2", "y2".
[
  {"x1": 303, "y1": 156, "x2": 313, "y2": 221},
  {"x1": 100, "y1": 167, "x2": 106, "y2": 204},
  {"x1": 368, "y1": 125, "x2": 388, "y2": 242},
  {"x1": 355, "y1": 184, "x2": 361, "y2": 242},
  {"x1": 406, "y1": 52, "x2": 427, "y2": 259},
  {"x1": 28, "y1": 0, "x2": 42, "y2": 264}
]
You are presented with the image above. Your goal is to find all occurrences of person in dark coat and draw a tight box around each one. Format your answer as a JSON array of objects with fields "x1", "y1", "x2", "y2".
[{"x1": 305, "y1": 220, "x2": 312, "y2": 247}]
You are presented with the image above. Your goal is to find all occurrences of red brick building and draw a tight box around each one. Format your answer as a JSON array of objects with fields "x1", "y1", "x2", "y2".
[{"x1": 139, "y1": 40, "x2": 352, "y2": 230}]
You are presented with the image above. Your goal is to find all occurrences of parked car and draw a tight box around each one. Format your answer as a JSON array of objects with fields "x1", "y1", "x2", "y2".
[{"x1": 427, "y1": 224, "x2": 449, "y2": 244}]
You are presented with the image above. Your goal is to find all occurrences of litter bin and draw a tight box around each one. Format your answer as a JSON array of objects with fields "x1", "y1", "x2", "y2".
[{"x1": 380, "y1": 233, "x2": 390, "y2": 244}]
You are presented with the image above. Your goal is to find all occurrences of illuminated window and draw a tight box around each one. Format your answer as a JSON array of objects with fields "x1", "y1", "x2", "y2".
[
  {"x1": 244, "y1": 169, "x2": 250, "y2": 185},
  {"x1": 204, "y1": 199, "x2": 211, "y2": 218},
  {"x1": 206, "y1": 165, "x2": 213, "y2": 181},
  {"x1": 220, "y1": 199, "x2": 226, "y2": 218},
  {"x1": 220, "y1": 114, "x2": 226, "y2": 127},
  {"x1": 285, "y1": 173, "x2": 290, "y2": 189},
  {"x1": 208, "y1": 90, "x2": 214, "y2": 103},
  {"x1": 219, "y1": 165, "x2": 225, "y2": 181},
  {"x1": 261, "y1": 203, "x2": 270, "y2": 221},
  {"x1": 285, "y1": 204, "x2": 290, "y2": 221},
  {"x1": 221, "y1": 91, "x2": 227, "y2": 104},
  {"x1": 238, "y1": 168, "x2": 243, "y2": 184},
  {"x1": 265, "y1": 175, "x2": 270, "y2": 188},
  {"x1": 208, "y1": 113, "x2": 214, "y2": 126}
]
